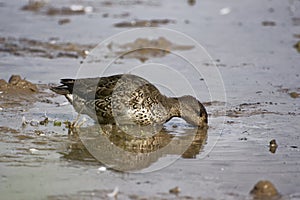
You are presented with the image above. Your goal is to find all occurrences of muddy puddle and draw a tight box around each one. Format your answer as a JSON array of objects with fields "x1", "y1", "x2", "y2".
[
  {"x1": 107, "y1": 37, "x2": 194, "y2": 62},
  {"x1": 1, "y1": 0, "x2": 300, "y2": 200},
  {"x1": 0, "y1": 37, "x2": 95, "y2": 59}
]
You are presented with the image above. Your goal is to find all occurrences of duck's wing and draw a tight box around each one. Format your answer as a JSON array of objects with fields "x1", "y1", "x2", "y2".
[
  {"x1": 95, "y1": 74, "x2": 123, "y2": 99},
  {"x1": 71, "y1": 78, "x2": 101, "y2": 100}
]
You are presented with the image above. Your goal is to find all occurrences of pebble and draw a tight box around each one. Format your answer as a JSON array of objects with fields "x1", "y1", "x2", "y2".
[
  {"x1": 107, "y1": 187, "x2": 119, "y2": 198},
  {"x1": 98, "y1": 166, "x2": 107, "y2": 172},
  {"x1": 29, "y1": 148, "x2": 39, "y2": 154},
  {"x1": 70, "y1": 5, "x2": 84, "y2": 12},
  {"x1": 220, "y1": 7, "x2": 231, "y2": 15},
  {"x1": 22, "y1": 116, "x2": 27, "y2": 126},
  {"x1": 250, "y1": 180, "x2": 279, "y2": 199},
  {"x1": 169, "y1": 186, "x2": 180, "y2": 195},
  {"x1": 269, "y1": 139, "x2": 278, "y2": 153}
]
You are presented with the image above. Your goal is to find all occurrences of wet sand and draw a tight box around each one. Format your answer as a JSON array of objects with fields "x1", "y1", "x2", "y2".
[{"x1": 0, "y1": 0, "x2": 300, "y2": 200}]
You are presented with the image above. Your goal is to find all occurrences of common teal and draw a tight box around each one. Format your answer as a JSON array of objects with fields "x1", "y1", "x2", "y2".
[{"x1": 51, "y1": 74, "x2": 208, "y2": 127}]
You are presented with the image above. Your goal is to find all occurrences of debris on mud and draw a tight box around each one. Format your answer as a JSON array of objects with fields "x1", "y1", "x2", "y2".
[
  {"x1": 187, "y1": 0, "x2": 196, "y2": 6},
  {"x1": 269, "y1": 139, "x2": 278, "y2": 153},
  {"x1": 262, "y1": 21, "x2": 276, "y2": 26},
  {"x1": 169, "y1": 186, "x2": 181, "y2": 195},
  {"x1": 58, "y1": 18, "x2": 71, "y2": 25},
  {"x1": 108, "y1": 37, "x2": 194, "y2": 62},
  {"x1": 289, "y1": 92, "x2": 300, "y2": 98},
  {"x1": 277, "y1": 87, "x2": 300, "y2": 98},
  {"x1": 106, "y1": 187, "x2": 119, "y2": 198},
  {"x1": 294, "y1": 41, "x2": 300, "y2": 53},
  {"x1": 53, "y1": 120, "x2": 62, "y2": 126},
  {"x1": 101, "y1": 1, "x2": 160, "y2": 7},
  {"x1": 21, "y1": 1, "x2": 93, "y2": 16},
  {"x1": 250, "y1": 180, "x2": 280, "y2": 199},
  {"x1": 103, "y1": 12, "x2": 130, "y2": 19},
  {"x1": 21, "y1": 0, "x2": 47, "y2": 12},
  {"x1": 293, "y1": 34, "x2": 300, "y2": 39},
  {"x1": 0, "y1": 126, "x2": 19, "y2": 134},
  {"x1": 21, "y1": 115, "x2": 72, "y2": 132},
  {"x1": 114, "y1": 19, "x2": 176, "y2": 28},
  {"x1": 226, "y1": 102, "x2": 279, "y2": 118},
  {"x1": 292, "y1": 17, "x2": 300, "y2": 26},
  {"x1": 0, "y1": 37, "x2": 95, "y2": 59}
]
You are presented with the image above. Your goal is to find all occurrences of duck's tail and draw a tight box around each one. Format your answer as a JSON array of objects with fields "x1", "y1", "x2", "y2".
[{"x1": 50, "y1": 79, "x2": 75, "y2": 95}]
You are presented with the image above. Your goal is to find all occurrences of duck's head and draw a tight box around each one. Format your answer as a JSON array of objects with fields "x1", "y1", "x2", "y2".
[{"x1": 177, "y1": 95, "x2": 208, "y2": 128}]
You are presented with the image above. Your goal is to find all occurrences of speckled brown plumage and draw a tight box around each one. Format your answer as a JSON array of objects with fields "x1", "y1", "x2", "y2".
[{"x1": 51, "y1": 74, "x2": 208, "y2": 127}]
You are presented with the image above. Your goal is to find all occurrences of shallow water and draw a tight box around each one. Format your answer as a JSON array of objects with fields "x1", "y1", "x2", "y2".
[{"x1": 1, "y1": 0, "x2": 300, "y2": 199}]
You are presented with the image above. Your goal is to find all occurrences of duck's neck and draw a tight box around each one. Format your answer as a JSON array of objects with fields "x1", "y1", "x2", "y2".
[{"x1": 167, "y1": 97, "x2": 181, "y2": 117}]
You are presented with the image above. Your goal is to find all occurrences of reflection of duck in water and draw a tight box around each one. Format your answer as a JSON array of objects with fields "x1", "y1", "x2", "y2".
[
  {"x1": 51, "y1": 74, "x2": 208, "y2": 128},
  {"x1": 64, "y1": 125, "x2": 208, "y2": 171}
]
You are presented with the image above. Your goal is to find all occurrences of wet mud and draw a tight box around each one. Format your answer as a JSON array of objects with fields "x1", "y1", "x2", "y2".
[
  {"x1": 1, "y1": 76, "x2": 298, "y2": 199},
  {"x1": 1, "y1": 0, "x2": 300, "y2": 199},
  {"x1": 0, "y1": 75, "x2": 50, "y2": 109},
  {"x1": 114, "y1": 19, "x2": 176, "y2": 28}
]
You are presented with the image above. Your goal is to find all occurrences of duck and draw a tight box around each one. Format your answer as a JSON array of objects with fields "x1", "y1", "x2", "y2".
[{"x1": 50, "y1": 74, "x2": 208, "y2": 128}]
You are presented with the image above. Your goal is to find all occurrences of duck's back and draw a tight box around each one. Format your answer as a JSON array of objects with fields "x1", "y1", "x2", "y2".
[{"x1": 69, "y1": 74, "x2": 170, "y2": 125}]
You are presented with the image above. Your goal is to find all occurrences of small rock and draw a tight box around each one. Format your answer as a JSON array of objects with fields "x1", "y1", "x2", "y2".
[
  {"x1": 289, "y1": 92, "x2": 299, "y2": 98},
  {"x1": 169, "y1": 186, "x2": 180, "y2": 195},
  {"x1": 102, "y1": 13, "x2": 109, "y2": 18},
  {"x1": 30, "y1": 121, "x2": 39, "y2": 126},
  {"x1": 220, "y1": 7, "x2": 231, "y2": 15},
  {"x1": 39, "y1": 117, "x2": 49, "y2": 125},
  {"x1": 187, "y1": 0, "x2": 196, "y2": 6},
  {"x1": 21, "y1": 116, "x2": 27, "y2": 127},
  {"x1": 29, "y1": 148, "x2": 39, "y2": 154},
  {"x1": 107, "y1": 187, "x2": 119, "y2": 198},
  {"x1": 269, "y1": 139, "x2": 278, "y2": 153},
  {"x1": 262, "y1": 21, "x2": 276, "y2": 26},
  {"x1": 0, "y1": 79, "x2": 8, "y2": 87},
  {"x1": 294, "y1": 41, "x2": 300, "y2": 53},
  {"x1": 98, "y1": 166, "x2": 107, "y2": 172},
  {"x1": 250, "y1": 180, "x2": 279, "y2": 199},
  {"x1": 70, "y1": 4, "x2": 84, "y2": 12},
  {"x1": 21, "y1": 0, "x2": 46, "y2": 12},
  {"x1": 53, "y1": 120, "x2": 62, "y2": 126},
  {"x1": 8, "y1": 75, "x2": 21, "y2": 85},
  {"x1": 58, "y1": 18, "x2": 70, "y2": 25}
]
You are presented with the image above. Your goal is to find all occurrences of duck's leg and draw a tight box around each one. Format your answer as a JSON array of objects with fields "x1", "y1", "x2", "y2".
[{"x1": 68, "y1": 107, "x2": 87, "y2": 134}]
